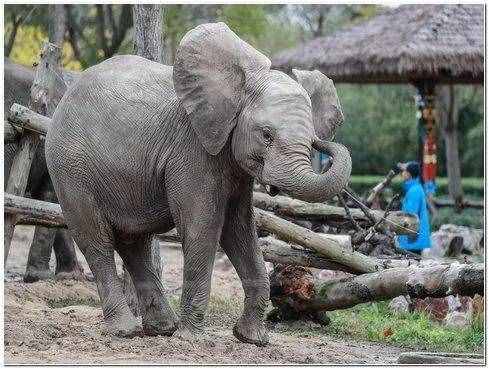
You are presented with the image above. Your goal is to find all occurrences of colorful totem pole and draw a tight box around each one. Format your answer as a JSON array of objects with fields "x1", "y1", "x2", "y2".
[
  {"x1": 415, "y1": 83, "x2": 438, "y2": 186},
  {"x1": 414, "y1": 82, "x2": 438, "y2": 213}
]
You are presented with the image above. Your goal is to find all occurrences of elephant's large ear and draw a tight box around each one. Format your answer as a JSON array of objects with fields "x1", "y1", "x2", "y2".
[
  {"x1": 173, "y1": 23, "x2": 271, "y2": 155},
  {"x1": 292, "y1": 69, "x2": 344, "y2": 141}
]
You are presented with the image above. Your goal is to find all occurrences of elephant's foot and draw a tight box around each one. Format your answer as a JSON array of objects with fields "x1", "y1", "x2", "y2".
[
  {"x1": 55, "y1": 261, "x2": 85, "y2": 281},
  {"x1": 143, "y1": 314, "x2": 178, "y2": 336},
  {"x1": 23, "y1": 267, "x2": 53, "y2": 283},
  {"x1": 105, "y1": 316, "x2": 143, "y2": 338},
  {"x1": 172, "y1": 325, "x2": 218, "y2": 346},
  {"x1": 233, "y1": 318, "x2": 269, "y2": 347},
  {"x1": 54, "y1": 269, "x2": 86, "y2": 281},
  {"x1": 172, "y1": 321, "x2": 207, "y2": 341}
]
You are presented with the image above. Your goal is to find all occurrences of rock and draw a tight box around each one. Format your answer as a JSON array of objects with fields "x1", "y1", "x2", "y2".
[
  {"x1": 444, "y1": 311, "x2": 471, "y2": 328},
  {"x1": 427, "y1": 224, "x2": 483, "y2": 258},
  {"x1": 413, "y1": 294, "x2": 475, "y2": 322},
  {"x1": 389, "y1": 296, "x2": 411, "y2": 314}
]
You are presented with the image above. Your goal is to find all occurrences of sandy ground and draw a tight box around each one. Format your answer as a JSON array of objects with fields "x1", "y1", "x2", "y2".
[{"x1": 4, "y1": 226, "x2": 406, "y2": 365}]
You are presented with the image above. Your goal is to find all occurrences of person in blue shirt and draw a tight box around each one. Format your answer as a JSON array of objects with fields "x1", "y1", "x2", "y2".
[{"x1": 395, "y1": 161, "x2": 431, "y2": 253}]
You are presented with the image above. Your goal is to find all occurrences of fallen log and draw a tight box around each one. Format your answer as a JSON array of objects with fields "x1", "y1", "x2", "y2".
[
  {"x1": 269, "y1": 263, "x2": 483, "y2": 319},
  {"x1": 155, "y1": 232, "x2": 428, "y2": 272},
  {"x1": 259, "y1": 237, "x2": 357, "y2": 274},
  {"x1": 254, "y1": 208, "x2": 383, "y2": 274},
  {"x1": 253, "y1": 192, "x2": 418, "y2": 236}
]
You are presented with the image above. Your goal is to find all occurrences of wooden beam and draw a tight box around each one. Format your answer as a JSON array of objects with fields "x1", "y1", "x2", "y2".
[
  {"x1": 8, "y1": 103, "x2": 51, "y2": 135},
  {"x1": 253, "y1": 191, "x2": 418, "y2": 236},
  {"x1": 5, "y1": 193, "x2": 65, "y2": 228}
]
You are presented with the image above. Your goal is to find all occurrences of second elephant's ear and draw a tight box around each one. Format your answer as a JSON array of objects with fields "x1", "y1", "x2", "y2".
[
  {"x1": 173, "y1": 22, "x2": 271, "y2": 155},
  {"x1": 292, "y1": 69, "x2": 344, "y2": 141}
]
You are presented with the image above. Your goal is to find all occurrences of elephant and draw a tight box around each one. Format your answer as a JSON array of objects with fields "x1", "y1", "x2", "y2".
[
  {"x1": 4, "y1": 59, "x2": 84, "y2": 282},
  {"x1": 45, "y1": 23, "x2": 351, "y2": 346}
]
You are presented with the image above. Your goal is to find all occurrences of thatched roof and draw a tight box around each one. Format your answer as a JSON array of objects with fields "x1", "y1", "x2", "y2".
[{"x1": 273, "y1": 5, "x2": 484, "y2": 84}]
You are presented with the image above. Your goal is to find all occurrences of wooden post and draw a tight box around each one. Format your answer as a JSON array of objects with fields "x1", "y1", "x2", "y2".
[{"x1": 4, "y1": 42, "x2": 63, "y2": 264}]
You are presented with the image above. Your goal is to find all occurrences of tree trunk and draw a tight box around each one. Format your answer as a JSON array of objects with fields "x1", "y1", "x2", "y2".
[
  {"x1": 269, "y1": 263, "x2": 483, "y2": 319},
  {"x1": 132, "y1": 5, "x2": 163, "y2": 63},
  {"x1": 438, "y1": 85, "x2": 464, "y2": 211},
  {"x1": 122, "y1": 4, "x2": 165, "y2": 316},
  {"x1": 4, "y1": 42, "x2": 63, "y2": 265},
  {"x1": 5, "y1": 19, "x2": 20, "y2": 57},
  {"x1": 49, "y1": 4, "x2": 66, "y2": 47}
]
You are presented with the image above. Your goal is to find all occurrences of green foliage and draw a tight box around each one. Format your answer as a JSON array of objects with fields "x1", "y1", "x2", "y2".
[
  {"x1": 336, "y1": 84, "x2": 418, "y2": 175},
  {"x1": 431, "y1": 206, "x2": 483, "y2": 230},
  {"x1": 327, "y1": 301, "x2": 484, "y2": 353},
  {"x1": 8, "y1": 25, "x2": 82, "y2": 70},
  {"x1": 219, "y1": 5, "x2": 268, "y2": 45}
]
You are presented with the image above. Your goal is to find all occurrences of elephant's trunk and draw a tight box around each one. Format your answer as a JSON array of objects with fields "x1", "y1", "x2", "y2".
[{"x1": 276, "y1": 138, "x2": 352, "y2": 203}]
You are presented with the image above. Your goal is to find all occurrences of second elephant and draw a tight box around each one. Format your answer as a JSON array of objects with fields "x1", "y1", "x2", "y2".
[{"x1": 4, "y1": 59, "x2": 83, "y2": 281}]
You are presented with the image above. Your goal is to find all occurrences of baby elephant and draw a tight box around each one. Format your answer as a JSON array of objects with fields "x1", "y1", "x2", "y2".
[{"x1": 46, "y1": 22, "x2": 351, "y2": 346}]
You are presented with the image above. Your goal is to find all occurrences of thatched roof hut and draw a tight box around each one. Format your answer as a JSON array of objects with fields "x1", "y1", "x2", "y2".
[{"x1": 273, "y1": 5, "x2": 484, "y2": 84}]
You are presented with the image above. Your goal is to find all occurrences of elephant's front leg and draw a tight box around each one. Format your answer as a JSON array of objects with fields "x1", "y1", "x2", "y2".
[
  {"x1": 174, "y1": 201, "x2": 225, "y2": 335},
  {"x1": 220, "y1": 187, "x2": 270, "y2": 346}
]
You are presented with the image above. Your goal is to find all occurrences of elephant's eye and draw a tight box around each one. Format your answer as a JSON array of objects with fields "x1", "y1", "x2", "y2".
[{"x1": 262, "y1": 129, "x2": 273, "y2": 145}]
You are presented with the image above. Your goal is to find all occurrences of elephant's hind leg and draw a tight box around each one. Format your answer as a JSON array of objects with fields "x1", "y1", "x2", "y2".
[
  {"x1": 115, "y1": 234, "x2": 178, "y2": 336},
  {"x1": 53, "y1": 229, "x2": 85, "y2": 280},
  {"x1": 24, "y1": 227, "x2": 55, "y2": 283},
  {"x1": 62, "y1": 197, "x2": 142, "y2": 338}
]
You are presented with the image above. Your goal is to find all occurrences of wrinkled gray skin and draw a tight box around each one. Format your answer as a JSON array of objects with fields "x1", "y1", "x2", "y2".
[
  {"x1": 4, "y1": 59, "x2": 83, "y2": 281},
  {"x1": 46, "y1": 23, "x2": 351, "y2": 346}
]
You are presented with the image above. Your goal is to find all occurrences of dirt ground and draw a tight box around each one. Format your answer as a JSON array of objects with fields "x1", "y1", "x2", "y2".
[{"x1": 4, "y1": 226, "x2": 407, "y2": 364}]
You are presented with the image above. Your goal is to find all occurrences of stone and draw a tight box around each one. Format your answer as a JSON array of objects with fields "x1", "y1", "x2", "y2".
[
  {"x1": 389, "y1": 296, "x2": 411, "y2": 314},
  {"x1": 426, "y1": 224, "x2": 483, "y2": 259},
  {"x1": 444, "y1": 311, "x2": 471, "y2": 328}
]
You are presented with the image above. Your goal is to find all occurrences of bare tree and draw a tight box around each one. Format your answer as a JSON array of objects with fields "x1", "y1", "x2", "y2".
[
  {"x1": 438, "y1": 85, "x2": 464, "y2": 211},
  {"x1": 48, "y1": 4, "x2": 65, "y2": 47},
  {"x1": 94, "y1": 4, "x2": 133, "y2": 60},
  {"x1": 133, "y1": 4, "x2": 163, "y2": 62}
]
